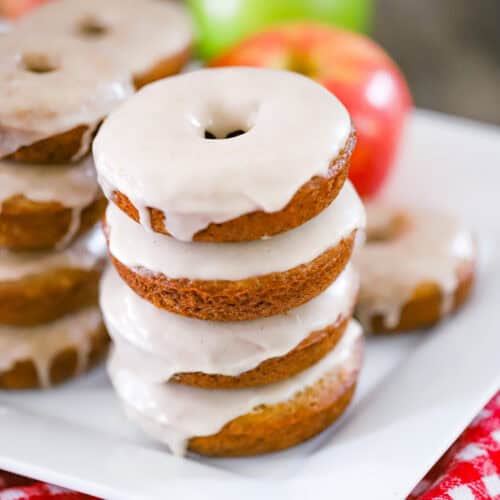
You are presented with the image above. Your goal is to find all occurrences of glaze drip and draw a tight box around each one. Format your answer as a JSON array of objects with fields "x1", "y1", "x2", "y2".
[
  {"x1": 354, "y1": 204, "x2": 475, "y2": 331},
  {"x1": 106, "y1": 181, "x2": 365, "y2": 280}
]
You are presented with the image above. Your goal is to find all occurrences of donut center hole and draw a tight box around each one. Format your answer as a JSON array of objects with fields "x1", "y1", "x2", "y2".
[
  {"x1": 22, "y1": 52, "x2": 59, "y2": 73},
  {"x1": 204, "y1": 129, "x2": 247, "y2": 140},
  {"x1": 78, "y1": 16, "x2": 109, "y2": 37},
  {"x1": 366, "y1": 214, "x2": 409, "y2": 243}
]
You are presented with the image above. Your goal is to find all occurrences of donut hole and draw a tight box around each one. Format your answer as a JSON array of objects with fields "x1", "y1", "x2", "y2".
[
  {"x1": 204, "y1": 129, "x2": 247, "y2": 140},
  {"x1": 77, "y1": 16, "x2": 109, "y2": 37},
  {"x1": 21, "y1": 52, "x2": 59, "y2": 74},
  {"x1": 366, "y1": 214, "x2": 409, "y2": 243}
]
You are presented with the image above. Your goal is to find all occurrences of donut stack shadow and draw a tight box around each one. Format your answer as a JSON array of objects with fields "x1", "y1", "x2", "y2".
[
  {"x1": 95, "y1": 68, "x2": 367, "y2": 456},
  {"x1": 0, "y1": 0, "x2": 195, "y2": 390}
]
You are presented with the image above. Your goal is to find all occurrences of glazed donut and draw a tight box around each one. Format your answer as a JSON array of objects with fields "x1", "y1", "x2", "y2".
[
  {"x1": 109, "y1": 319, "x2": 363, "y2": 456},
  {"x1": 354, "y1": 204, "x2": 476, "y2": 334},
  {"x1": 94, "y1": 67, "x2": 354, "y2": 243},
  {"x1": 0, "y1": 307, "x2": 108, "y2": 390},
  {"x1": 0, "y1": 228, "x2": 106, "y2": 326},
  {"x1": 104, "y1": 181, "x2": 365, "y2": 321},
  {"x1": 101, "y1": 264, "x2": 358, "y2": 389},
  {"x1": 0, "y1": 156, "x2": 105, "y2": 250},
  {"x1": 0, "y1": 35, "x2": 133, "y2": 163},
  {"x1": 15, "y1": 0, "x2": 193, "y2": 89}
]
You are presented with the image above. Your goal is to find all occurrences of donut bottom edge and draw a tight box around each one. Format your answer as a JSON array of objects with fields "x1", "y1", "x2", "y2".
[
  {"x1": 0, "y1": 322, "x2": 109, "y2": 390},
  {"x1": 110, "y1": 231, "x2": 355, "y2": 321},
  {"x1": 171, "y1": 315, "x2": 351, "y2": 389},
  {"x1": 0, "y1": 267, "x2": 101, "y2": 327},
  {"x1": 126, "y1": 334, "x2": 362, "y2": 457},
  {"x1": 109, "y1": 131, "x2": 355, "y2": 243},
  {"x1": 0, "y1": 196, "x2": 107, "y2": 251},
  {"x1": 361, "y1": 263, "x2": 475, "y2": 335}
]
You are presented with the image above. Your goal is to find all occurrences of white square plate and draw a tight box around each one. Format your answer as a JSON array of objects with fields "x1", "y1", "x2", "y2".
[{"x1": 0, "y1": 110, "x2": 499, "y2": 500}]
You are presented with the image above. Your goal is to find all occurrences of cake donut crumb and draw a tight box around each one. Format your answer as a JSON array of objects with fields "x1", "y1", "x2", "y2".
[
  {"x1": 0, "y1": 228, "x2": 106, "y2": 326},
  {"x1": 0, "y1": 307, "x2": 108, "y2": 389},
  {"x1": 94, "y1": 68, "x2": 354, "y2": 242},
  {"x1": 0, "y1": 35, "x2": 133, "y2": 163},
  {"x1": 109, "y1": 320, "x2": 363, "y2": 456},
  {"x1": 101, "y1": 264, "x2": 359, "y2": 389},
  {"x1": 105, "y1": 182, "x2": 365, "y2": 321},
  {"x1": 0, "y1": 156, "x2": 105, "y2": 250},
  {"x1": 354, "y1": 204, "x2": 476, "y2": 334}
]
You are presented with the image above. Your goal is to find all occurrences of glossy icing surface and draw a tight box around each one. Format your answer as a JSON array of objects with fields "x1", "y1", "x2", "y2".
[
  {"x1": 0, "y1": 34, "x2": 133, "y2": 157},
  {"x1": 94, "y1": 68, "x2": 351, "y2": 240},
  {"x1": 106, "y1": 180, "x2": 365, "y2": 280},
  {"x1": 355, "y1": 204, "x2": 475, "y2": 330},
  {"x1": 0, "y1": 227, "x2": 106, "y2": 282},
  {"x1": 108, "y1": 320, "x2": 363, "y2": 455},
  {"x1": 101, "y1": 264, "x2": 358, "y2": 383},
  {"x1": 16, "y1": 0, "x2": 193, "y2": 77},
  {"x1": 0, "y1": 307, "x2": 103, "y2": 388}
]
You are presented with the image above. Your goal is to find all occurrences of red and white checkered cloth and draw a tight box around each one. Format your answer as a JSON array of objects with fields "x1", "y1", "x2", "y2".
[{"x1": 1, "y1": 392, "x2": 498, "y2": 500}]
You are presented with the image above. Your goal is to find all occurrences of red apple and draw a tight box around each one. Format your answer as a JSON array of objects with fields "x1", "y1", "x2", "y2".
[
  {"x1": 210, "y1": 23, "x2": 412, "y2": 198},
  {"x1": 0, "y1": 0, "x2": 49, "y2": 18}
]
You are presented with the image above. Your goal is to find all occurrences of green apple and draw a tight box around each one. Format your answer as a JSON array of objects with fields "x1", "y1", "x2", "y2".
[{"x1": 187, "y1": 0, "x2": 373, "y2": 61}]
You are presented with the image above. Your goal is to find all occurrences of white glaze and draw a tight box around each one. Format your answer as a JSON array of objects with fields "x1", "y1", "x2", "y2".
[
  {"x1": 0, "y1": 227, "x2": 106, "y2": 282},
  {"x1": 354, "y1": 204, "x2": 475, "y2": 331},
  {"x1": 108, "y1": 320, "x2": 363, "y2": 455},
  {"x1": 107, "y1": 180, "x2": 365, "y2": 280},
  {"x1": 0, "y1": 155, "x2": 99, "y2": 209},
  {"x1": 101, "y1": 264, "x2": 358, "y2": 383},
  {"x1": 94, "y1": 67, "x2": 352, "y2": 241},
  {"x1": 0, "y1": 34, "x2": 133, "y2": 158},
  {"x1": 0, "y1": 307, "x2": 103, "y2": 388},
  {"x1": 16, "y1": 0, "x2": 193, "y2": 78}
]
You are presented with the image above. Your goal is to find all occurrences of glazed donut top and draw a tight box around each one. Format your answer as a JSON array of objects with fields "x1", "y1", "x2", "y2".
[
  {"x1": 106, "y1": 180, "x2": 365, "y2": 280},
  {"x1": 0, "y1": 34, "x2": 133, "y2": 158},
  {"x1": 354, "y1": 204, "x2": 475, "y2": 328},
  {"x1": 0, "y1": 226, "x2": 106, "y2": 282},
  {"x1": 0, "y1": 306, "x2": 102, "y2": 388},
  {"x1": 0, "y1": 155, "x2": 99, "y2": 209},
  {"x1": 16, "y1": 0, "x2": 193, "y2": 78},
  {"x1": 109, "y1": 319, "x2": 362, "y2": 456},
  {"x1": 94, "y1": 67, "x2": 352, "y2": 241},
  {"x1": 101, "y1": 264, "x2": 358, "y2": 383}
]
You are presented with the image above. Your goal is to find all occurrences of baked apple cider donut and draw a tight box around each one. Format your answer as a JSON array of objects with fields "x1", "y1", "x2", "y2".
[
  {"x1": 355, "y1": 204, "x2": 476, "y2": 334},
  {"x1": 94, "y1": 67, "x2": 355, "y2": 243},
  {"x1": 101, "y1": 264, "x2": 359, "y2": 389},
  {"x1": 104, "y1": 181, "x2": 365, "y2": 321},
  {"x1": 0, "y1": 35, "x2": 133, "y2": 163},
  {"x1": 0, "y1": 228, "x2": 106, "y2": 326},
  {"x1": 109, "y1": 319, "x2": 363, "y2": 456},
  {"x1": 0, "y1": 306, "x2": 108, "y2": 390},
  {"x1": 0, "y1": 155, "x2": 105, "y2": 250},
  {"x1": 15, "y1": 0, "x2": 193, "y2": 89}
]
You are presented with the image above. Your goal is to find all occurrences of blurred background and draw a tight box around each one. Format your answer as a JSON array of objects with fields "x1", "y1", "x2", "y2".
[
  {"x1": 1, "y1": 0, "x2": 499, "y2": 125},
  {"x1": 374, "y1": 0, "x2": 500, "y2": 125}
]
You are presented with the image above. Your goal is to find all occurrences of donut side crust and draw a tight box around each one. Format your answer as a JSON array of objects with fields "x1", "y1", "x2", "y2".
[
  {"x1": 111, "y1": 130, "x2": 356, "y2": 242},
  {"x1": 0, "y1": 323, "x2": 109, "y2": 390},
  {"x1": 0, "y1": 196, "x2": 106, "y2": 250},
  {"x1": 172, "y1": 315, "x2": 351, "y2": 389},
  {"x1": 367, "y1": 262, "x2": 475, "y2": 335},
  {"x1": 6, "y1": 125, "x2": 94, "y2": 164},
  {"x1": 109, "y1": 231, "x2": 356, "y2": 321},
  {"x1": 133, "y1": 46, "x2": 192, "y2": 89},
  {"x1": 187, "y1": 335, "x2": 363, "y2": 456},
  {"x1": 0, "y1": 267, "x2": 102, "y2": 326}
]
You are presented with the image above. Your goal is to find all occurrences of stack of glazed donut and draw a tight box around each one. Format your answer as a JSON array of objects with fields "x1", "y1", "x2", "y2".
[
  {"x1": 0, "y1": 0, "x2": 193, "y2": 389},
  {"x1": 95, "y1": 67, "x2": 367, "y2": 456}
]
